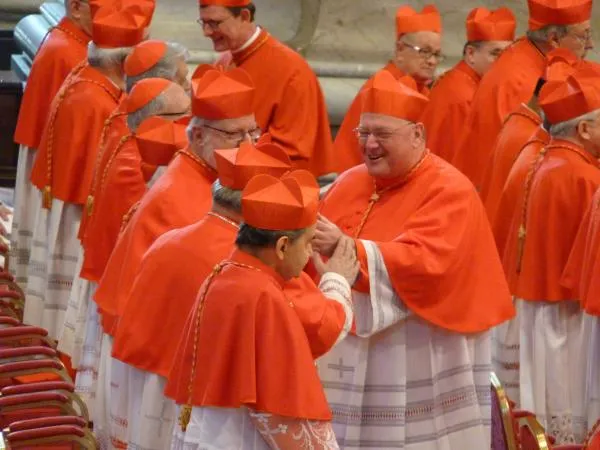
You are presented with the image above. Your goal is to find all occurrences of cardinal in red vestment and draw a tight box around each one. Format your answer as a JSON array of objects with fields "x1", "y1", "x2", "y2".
[
  {"x1": 11, "y1": 0, "x2": 91, "y2": 287},
  {"x1": 198, "y1": 0, "x2": 336, "y2": 176},
  {"x1": 333, "y1": 4, "x2": 442, "y2": 170},
  {"x1": 512, "y1": 64, "x2": 600, "y2": 444},
  {"x1": 422, "y1": 7, "x2": 515, "y2": 163},
  {"x1": 455, "y1": 0, "x2": 593, "y2": 190},
  {"x1": 23, "y1": 0, "x2": 155, "y2": 341},
  {"x1": 167, "y1": 169, "x2": 356, "y2": 448},
  {"x1": 312, "y1": 70, "x2": 514, "y2": 449}
]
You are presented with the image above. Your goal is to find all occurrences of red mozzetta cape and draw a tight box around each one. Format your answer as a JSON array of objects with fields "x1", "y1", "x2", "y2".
[
  {"x1": 493, "y1": 139, "x2": 546, "y2": 293},
  {"x1": 112, "y1": 213, "x2": 346, "y2": 377},
  {"x1": 14, "y1": 18, "x2": 90, "y2": 149},
  {"x1": 481, "y1": 104, "x2": 548, "y2": 224},
  {"x1": 165, "y1": 249, "x2": 331, "y2": 421},
  {"x1": 81, "y1": 132, "x2": 147, "y2": 283},
  {"x1": 232, "y1": 29, "x2": 335, "y2": 176},
  {"x1": 333, "y1": 62, "x2": 430, "y2": 172},
  {"x1": 562, "y1": 188, "x2": 600, "y2": 314},
  {"x1": 516, "y1": 140, "x2": 600, "y2": 302},
  {"x1": 94, "y1": 150, "x2": 217, "y2": 334},
  {"x1": 30, "y1": 64, "x2": 123, "y2": 205},
  {"x1": 421, "y1": 61, "x2": 480, "y2": 163},
  {"x1": 320, "y1": 153, "x2": 514, "y2": 333},
  {"x1": 455, "y1": 38, "x2": 546, "y2": 189},
  {"x1": 78, "y1": 104, "x2": 128, "y2": 242}
]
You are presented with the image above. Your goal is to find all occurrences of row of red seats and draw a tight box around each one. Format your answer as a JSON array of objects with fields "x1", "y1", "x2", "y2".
[
  {"x1": 0, "y1": 244, "x2": 97, "y2": 449},
  {"x1": 491, "y1": 372, "x2": 600, "y2": 450}
]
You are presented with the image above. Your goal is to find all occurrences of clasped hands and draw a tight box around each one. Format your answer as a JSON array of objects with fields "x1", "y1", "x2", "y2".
[{"x1": 312, "y1": 214, "x2": 359, "y2": 286}]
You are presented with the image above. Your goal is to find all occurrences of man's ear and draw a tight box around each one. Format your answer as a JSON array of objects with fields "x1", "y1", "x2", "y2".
[
  {"x1": 275, "y1": 235, "x2": 289, "y2": 260},
  {"x1": 578, "y1": 120, "x2": 592, "y2": 141}
]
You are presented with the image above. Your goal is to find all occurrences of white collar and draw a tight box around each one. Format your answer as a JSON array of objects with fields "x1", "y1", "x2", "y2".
[{"x1": 233, "y1": 26, "x2": 261, "y2": 54}]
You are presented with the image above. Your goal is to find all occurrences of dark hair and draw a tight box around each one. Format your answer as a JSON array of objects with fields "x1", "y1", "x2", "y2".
[
  {"x1": 200, "y1": 2, "x2": 256, "y2": 22},
  {"x1": 462, "y1": 40, "x2": 483, "y2": 57},
  {"x1": 235, "y1": 223, "x2": 305, "y2": 249}
]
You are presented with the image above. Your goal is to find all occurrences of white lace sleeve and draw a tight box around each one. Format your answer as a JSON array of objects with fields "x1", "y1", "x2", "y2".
[
  {"x1": 317, "y1": 272, "x2": 353, "y2": 346},
  {"x1": 248, "y1": 410, "x2": 340, "y2": 450}
]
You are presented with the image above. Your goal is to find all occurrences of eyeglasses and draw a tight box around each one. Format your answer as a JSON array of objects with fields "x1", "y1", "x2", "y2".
[
  {"x1": 203, "y1": 124, "x2": 262, "y2": 144},
  {"x1": 196, "y1": 16, "x2": 232, "y2": 31},
  {"x1": 400, "y1": 41, "x2": 446, "y2": 62},
  {"x1": 353, "y1": 126, "x2": 411, "y2": 143}
]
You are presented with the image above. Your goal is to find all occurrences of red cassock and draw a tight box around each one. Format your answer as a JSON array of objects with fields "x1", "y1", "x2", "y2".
[
  {"x1": 421, "y1": 61, "x2": 480, "y2": 163},
  {"x1": 454, "y1": 38, "x2": 546, "y2": 189},
  {"x1": 516, "y1": 140, "x2": 600, "y2": 302},
  {"x1": 319, "y1": 152, "x2": 514, "y2": 333},
  {"x1": 30, "y1": 64, "x2": 123, "y2": 205},
  {"x1": 13, "y1": 18, "x2": 90, "y2": 149},
  {"x1": 165, "y1": 249, "x2": 331, "y2": 421},
  {"x1": 493, "y1": 139, "x2": 547, "y2": 293},
  {"x1": 333, "y1": 62, "x2": 429, "y2": 172},
  {"x1": 562, "y1": 188, "x2": 600, "y2": 314},
  {"x1": 93, "y1": 150, "x2": 217, "y2": 333},
  {"x1": 80, "y1": 131, "x2": 146, "y2": 283},
  {"x1": 77, "y1": 102, "x2": 128, "y2": 242},
  {"x1": 232, "y1": 29, "x2": 336, "y2": 176},
  {"x1": 112, "y1": 213, "x2": 347, "y2": 378},
  {"x1": 481, "y1": 104, "x2": 548, "y2": 224}
]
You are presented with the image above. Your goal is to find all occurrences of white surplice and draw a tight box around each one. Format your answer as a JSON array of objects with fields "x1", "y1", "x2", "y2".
[
  {"x1": 518, "y1": 299, "x2": 591, "y2": 444},
  {"x1": 317, "y1": 240, "x2": 491, "y2": 450},
  {"x1": 74, "y1": 300, "x2": 103, "y2": 422},
  {"x1": 57, "y1": 245, "x2": 96, "y2": 366},
  {"x1": 24, "y1": 192, "x2": 81, "y2": 340},
  {"x1": 10, "y1": 145, "x2": 37, "y2": 286},
  {"x1": 492, "y1": 301, "x2": 520, "y2": 406}
]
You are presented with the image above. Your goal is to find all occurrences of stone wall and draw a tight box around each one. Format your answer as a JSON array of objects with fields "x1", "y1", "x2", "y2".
[{"x1": 150, "y1": 0, "x2": 599, "y2": 69}]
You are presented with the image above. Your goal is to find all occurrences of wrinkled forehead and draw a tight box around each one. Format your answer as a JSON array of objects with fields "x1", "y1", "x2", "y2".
[
  {"x1": 359, "y1": 112, "x2": 409, "y2": 129},
  {"x1": 398, "y1": 31, "x2": 442, "y2": 50}
]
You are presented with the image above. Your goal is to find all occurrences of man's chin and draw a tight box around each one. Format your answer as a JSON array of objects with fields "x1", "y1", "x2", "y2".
[{"x1": 211, "y1": 39, "x2": 230, "y2": 53}]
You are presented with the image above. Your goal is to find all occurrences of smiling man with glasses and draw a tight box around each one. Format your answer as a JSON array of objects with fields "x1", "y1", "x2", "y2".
[
  {"x1": 421, "y1": 7, "x2": 516, "y2": 164},
  {"x1": 333, "y1": 4, "x2": 443, "y2": 170},
  {"x1": 455, "y1": 0, "x2": 594, "y2": 192},
  {"x1": 195, "y1": 0, "x2": 337, "y2": 178},
  {"x1": 313, "y1": 69, "x2": 514, "y2": 450}
]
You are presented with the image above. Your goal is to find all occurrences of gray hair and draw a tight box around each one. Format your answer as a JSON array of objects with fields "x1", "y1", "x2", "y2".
[
  {"x1": 186, "y1": 116, "x2": 206, "y2": 142},
  {"x1": 526, "y1": 24, "x2": 569, "y2": 44},
  {"x1": 211, "y1": 180, "x2": 242, "y2": 212},
  {"x1": 126, "y1": 42, "x2": 190, "y2": 92},
  {"x1": 127, "y1": 94, "x2": 166, "y2": 132},
  {"x1": 549, "y1": 109, "x2": 600, "y2": 137},
  {"x1": 88, "y1": 41, "x2": 131, "y2": 69}
]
